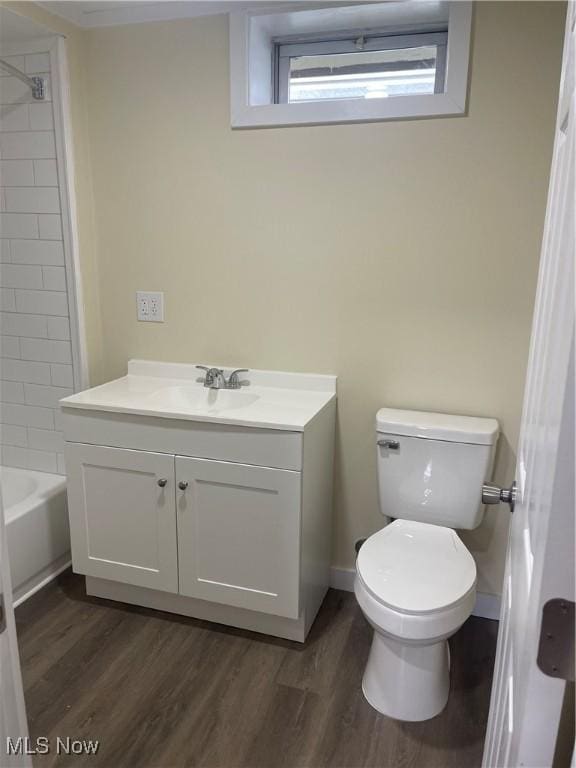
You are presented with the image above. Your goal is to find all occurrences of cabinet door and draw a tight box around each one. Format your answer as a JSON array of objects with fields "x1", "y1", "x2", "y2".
[
  {"x1": 65, "y1": 443, "x2": 177, "y2": 592},
  {"x1": 176, "y1": 457, "x2": 301, "y2": 618}
]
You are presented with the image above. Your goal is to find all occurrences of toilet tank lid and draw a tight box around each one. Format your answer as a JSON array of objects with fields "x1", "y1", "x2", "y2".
[{"x1": 376, "y1": 408, "x2": 499, "y2": 445}]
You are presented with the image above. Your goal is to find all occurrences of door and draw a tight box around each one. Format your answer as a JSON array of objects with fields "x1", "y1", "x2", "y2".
[
  {"x1": 0, "y1": 480, "x2": 31, "y2": 767},
  {"x1": 483, "y1": 6, "x2": 575, "y2": 766},
  {"x1": 176, "y1": 457, "x2": 301, "y2": 618},
  {"x1": 65, "y1": 444, "x2": 178, "y2": 593}
]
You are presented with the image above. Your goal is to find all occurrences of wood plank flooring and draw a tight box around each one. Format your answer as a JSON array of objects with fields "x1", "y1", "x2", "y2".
[{"x1": 16, "y1": 570, "x2": 498, "y2": 768}]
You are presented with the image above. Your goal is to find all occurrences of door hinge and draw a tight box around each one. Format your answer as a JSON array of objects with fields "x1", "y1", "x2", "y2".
[
  {"x1": 0, "y1": 594, "x2": 5, "y2": 634},
  {"x1": 537, "y1": 599, "x2": 575, "y2": 681}
]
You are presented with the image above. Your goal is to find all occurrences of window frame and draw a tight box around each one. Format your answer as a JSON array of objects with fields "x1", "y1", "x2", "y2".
[
  {"x1": 229, "y1": 2, "x2": 473, "y2": 129},
  {"x1": 273, "y1": 30, "x2": 448, "y2": 105}
]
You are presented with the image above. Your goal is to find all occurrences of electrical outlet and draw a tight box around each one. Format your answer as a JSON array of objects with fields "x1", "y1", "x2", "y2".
[
  {"x1": 137, "y1": 291, "x2": 164, "y2": 322},
  {"x1": 137, "y1": 293, "x2": 149, "y2": 319}
]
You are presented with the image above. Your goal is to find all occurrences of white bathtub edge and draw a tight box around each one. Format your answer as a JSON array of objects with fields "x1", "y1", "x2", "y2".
[{"x1": 13, "y1": 554, "x2": 71, "y2": 608}]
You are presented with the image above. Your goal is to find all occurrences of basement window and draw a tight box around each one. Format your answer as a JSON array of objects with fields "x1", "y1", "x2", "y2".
[
  {"x1": 274, "y1": 32, "x2": 447, "y2": 105},
  {"x1": 229, "y1": 2, "x2": 472, "y2": 129}
]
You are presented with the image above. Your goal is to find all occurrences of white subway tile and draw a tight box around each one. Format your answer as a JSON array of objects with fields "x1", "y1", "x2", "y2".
[
  {"x1": 0, "y1": 78, "x2": 31, "y2": 106},
  {"x1": 25, "y1": 54, "x2": 50, "y2": 74},
  {"x1": 33, "y1": 159, "x2": 57, "y2": 186},
  {"x1": 0, "y1": 336, "x2": 19, "y2": 359},
  {"x1": 5, "y1": 187, "x2": 60, "y2": 214},
  {"x1": 0, "y1": 57, "x2": 25, "y2": 75},
  {"x1": 0, "y1": 423, "x2": 27, "y2": 447},
  {"x1": 0, "y1": 288, "x2": 16, "y2": 311},
  {"x1": 27, "y1": 448, "x2": 58, "y2": 473},
  {"x1": 0, "y1": 357, "x2": 51, "y2": 384},
  {"x1": 0, "y1": 402, "x2": 54, "y2": 429},
  {"x1": 50, "y1": 363, "x2": 73, "y2": 387},
  {"x1": 56, "y1": 452, "x2": 65, "y2": 474},
  {"x1": 15, "y1": 289, "x2": 68, "y2": 316},
  {"x1": 11, "y1": 239, "x2": 64, "y2": 265},
  {"x1": 0, "y1": 312, "x2": 47, "y2": 337},
  {"x1": 24, "y1": 383, "x2": 72, "y2": 408},
  {"x1": 0, "y1": 105, "x2": 29, "y2": 132},
  {"x1": 20, "y1": 337, "x2": 71, "y2": 364},
  {"x1": 42, "y1": 265, "x2": 66, "y2": 291},
  {"x1": 28, "y1": 103, "x2": 53, "y2": 130},
  {"x1": 0, "y1": 131, "x2": 56, "y2": 159},
  {"x1": 46, "y1": 316, "x2": 70, "y2": 340},
  {"x1": 38, "y1": 214, "x2": 62, "y2": 240},
  {"x1": 0, "y1": 159, "x2": 34, "y2": 187},
  {"x1": 0, "y1": 263, "x2": 43, "y2": 289},
  {"x1": 31, "y1": 434, "x2": 64, "y2": 461},
  {"x1": 3, "y1": 445, "x2": 58, "y2": 473},
  {"x1": 0, "y1": 380, "x2": 25, "y2": 404},
  {"x1": 1, "y1": 445, "x2": 28, "y2": 468},
  {"x1": 0, "y1": 213, "x2": 39, "y2": 238},
  {"x1": 0, "y1": 241, "x2": 10, "y2": 263},
  {"x1": 27, "y1": 427, "x2": 63, "y2": 453},
  {"x1": 53, "y1": 408, "x2": 63, "y2": 431}
]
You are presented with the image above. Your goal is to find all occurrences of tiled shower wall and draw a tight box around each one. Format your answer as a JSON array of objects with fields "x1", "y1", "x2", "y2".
[{"x1": 0, "y1": 49, "x2": 73, "y2": 475}]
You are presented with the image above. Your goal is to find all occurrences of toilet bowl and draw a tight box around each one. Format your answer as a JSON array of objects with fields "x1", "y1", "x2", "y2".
[
  {"x1": 355, "y1": 519, "x2": 476, "y2": 721},
  {"x1": 355, "y1": 408, "x2": 499, "y2": 721}
]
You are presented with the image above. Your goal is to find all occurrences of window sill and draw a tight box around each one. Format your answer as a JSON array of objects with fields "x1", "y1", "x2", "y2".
[{"x1": 231, "y1": 92, "x2": 467, "y2": 130}]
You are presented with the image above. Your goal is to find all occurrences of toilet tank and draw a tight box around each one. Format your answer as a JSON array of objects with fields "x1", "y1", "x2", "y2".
[{"x1": 376, "y1": 408, "x2": 499, "y2": 530}]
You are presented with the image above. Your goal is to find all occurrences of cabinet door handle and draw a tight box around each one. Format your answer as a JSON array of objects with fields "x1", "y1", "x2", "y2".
[
  {"x1": 157, "y1": 478, "x2": 168, "y2": 488},
  {"x1": 178, "y1": 481, "x2": 188, "y2": 491}
]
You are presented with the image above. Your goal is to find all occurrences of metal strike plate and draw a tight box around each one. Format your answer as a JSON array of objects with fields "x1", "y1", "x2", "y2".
[{"x1": 537, "y1": 599, "x2": 575, "y2": 680}]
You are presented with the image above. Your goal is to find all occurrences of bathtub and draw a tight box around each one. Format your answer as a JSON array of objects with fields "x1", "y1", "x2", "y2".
[{"x1": 1, "y1": 466, "x2": 71, "y2": 606}]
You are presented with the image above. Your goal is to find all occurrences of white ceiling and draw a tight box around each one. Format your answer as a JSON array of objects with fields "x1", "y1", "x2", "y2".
[
  {"x1": 38, "y1": 1, "x2": 295, "y2": 28},
  {"x1": 33, "y1": 1, "x2": 445, "y2": 32}
]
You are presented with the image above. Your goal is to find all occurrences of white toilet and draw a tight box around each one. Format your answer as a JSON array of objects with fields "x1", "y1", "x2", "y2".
[{"x1": 355, "y1": 408, "x2": 499, "y2": 722}]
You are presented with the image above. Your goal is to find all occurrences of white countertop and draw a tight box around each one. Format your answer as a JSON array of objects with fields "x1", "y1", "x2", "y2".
[{"x1": 60, "y1": 360, "x2": 337, "y2": 432}]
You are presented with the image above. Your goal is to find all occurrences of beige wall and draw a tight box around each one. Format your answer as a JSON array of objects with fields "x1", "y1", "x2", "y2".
[{"x1": 9, "y1": 1, "x2": 566, "y2": 595}]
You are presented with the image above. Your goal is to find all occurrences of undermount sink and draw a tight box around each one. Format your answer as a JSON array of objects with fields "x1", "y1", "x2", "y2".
[{"x1": 146, "y1": 386, "x2": 260, "y2": 413}]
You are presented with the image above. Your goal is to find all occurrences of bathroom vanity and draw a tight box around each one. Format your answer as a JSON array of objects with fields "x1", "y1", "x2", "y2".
[{"x1": 60, "y1": 361, "x2": 336, "y2": 641}]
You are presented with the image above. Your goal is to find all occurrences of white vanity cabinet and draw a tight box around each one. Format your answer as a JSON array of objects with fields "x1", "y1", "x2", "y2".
[{"x1": 61, "y1": 361, "x2": 336, "y2": 642}]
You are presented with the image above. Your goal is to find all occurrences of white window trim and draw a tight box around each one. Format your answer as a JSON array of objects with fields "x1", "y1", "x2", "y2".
[{"x1": 229, "y1": 2, "x2": 472, "y2": 129}]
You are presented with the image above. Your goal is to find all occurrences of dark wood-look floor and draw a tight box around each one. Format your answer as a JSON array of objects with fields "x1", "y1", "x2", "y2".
[{"x1": 16, "y1": 570, "x2": 498, "y2": 768}]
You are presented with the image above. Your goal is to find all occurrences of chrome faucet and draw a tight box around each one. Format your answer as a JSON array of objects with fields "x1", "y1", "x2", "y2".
[
  {"x1": 196, "y1": 366, "x2": 249, "y2": 390},
  {"x1": 196, "y1": 366, "x2": 227, "y2": 389}
]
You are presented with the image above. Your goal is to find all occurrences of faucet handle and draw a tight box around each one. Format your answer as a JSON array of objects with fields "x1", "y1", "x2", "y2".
[
  {"x1": 227, "y1": 369, "x2": 249, "y2": 389},
  {"x1": 196, "y1": 365, "x2": 217, "y2": 386}
]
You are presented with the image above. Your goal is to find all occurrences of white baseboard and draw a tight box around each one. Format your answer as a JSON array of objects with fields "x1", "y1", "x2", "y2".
[
  {"x1": 330, "y1": 565, "x2": 356, "y2": 592},
  {"x1": 329, "y1": 566, "x2": 501, "y2": 621},
  {"x1": 472, "y1": 591, "x2": 501, "y2": 621}
]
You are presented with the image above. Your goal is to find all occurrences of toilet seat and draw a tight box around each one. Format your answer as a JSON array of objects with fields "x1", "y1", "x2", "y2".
[{"x1": 357, "y1": 519, "x2": 477, "y2": 615}]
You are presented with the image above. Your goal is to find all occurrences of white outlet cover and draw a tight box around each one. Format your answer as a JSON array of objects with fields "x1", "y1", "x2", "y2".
[{"x1": 137, "y1": 291, "x2": 164, "y2": 322}]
